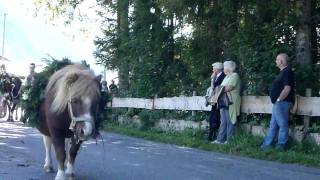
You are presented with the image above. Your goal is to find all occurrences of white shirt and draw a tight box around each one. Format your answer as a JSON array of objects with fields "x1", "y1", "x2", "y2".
[
  {"x1": 216, "y1": 72, "x2": 223, "y2": 80},
  {"x1": 211, "y1": 72, "x2": 223, "y2": 87},
  {"x1": 212, "y1": 72, "x2": 223, "y2": 82}
]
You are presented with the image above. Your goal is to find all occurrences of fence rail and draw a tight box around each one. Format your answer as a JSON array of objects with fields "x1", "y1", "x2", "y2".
[{"x1": 109, "y1": 95, "x2": 320, "y2": 117}]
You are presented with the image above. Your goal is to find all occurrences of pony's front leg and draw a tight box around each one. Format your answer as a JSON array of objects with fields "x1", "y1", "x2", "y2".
[
  {"x1": 53, "y1": 137, "x2": 67, "y2": 180},
  {"x1": 42, "y1": 135, "x2": 54, "y2": 173},
  {"x1": 66, "y1": 141, "x2": 82, "y2": 179}
]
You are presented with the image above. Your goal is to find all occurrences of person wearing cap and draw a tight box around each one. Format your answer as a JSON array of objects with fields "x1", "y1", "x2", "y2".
[
  {"x1": 207, "y1": 62, "x2": 225, "y2": 141},
  {"x1": 213, "y1": 60, "x2": 241, "y2": 144}
]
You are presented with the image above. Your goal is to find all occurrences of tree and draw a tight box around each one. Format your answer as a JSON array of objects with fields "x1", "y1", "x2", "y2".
[
  {"x1": 116, "y1": 0, "x2": 130, "y2": 91},
  {"x1": 34, "y1": 0, "x2": 320, "y2": 97},
  {"x1": 295, "y1": 0, "x2": 312, "y2": 65}
]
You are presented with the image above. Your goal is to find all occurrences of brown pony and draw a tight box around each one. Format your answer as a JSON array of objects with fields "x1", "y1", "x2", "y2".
[{"x1": 37, "y1": 64, "x2": 101, "y2": 180}]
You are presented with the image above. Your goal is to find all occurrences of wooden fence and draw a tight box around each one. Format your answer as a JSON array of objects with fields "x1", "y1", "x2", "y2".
[{"x1": 109, "y1": 95, "x2": 320, "y2": 117}]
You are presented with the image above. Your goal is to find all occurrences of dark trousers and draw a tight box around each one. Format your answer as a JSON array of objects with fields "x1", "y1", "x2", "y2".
[{"x1": 208, "y1": 105, "x2": 221, "y2": 141}]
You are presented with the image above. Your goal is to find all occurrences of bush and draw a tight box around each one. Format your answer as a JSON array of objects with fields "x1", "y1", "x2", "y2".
[{"x1": 138, "y1": 109, "x2": 164, "y2": 130}]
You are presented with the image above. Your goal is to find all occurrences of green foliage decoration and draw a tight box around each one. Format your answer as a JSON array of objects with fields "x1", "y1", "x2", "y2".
[{"x1": 21, "y1": 58, "x2": 72, "y2": 126}]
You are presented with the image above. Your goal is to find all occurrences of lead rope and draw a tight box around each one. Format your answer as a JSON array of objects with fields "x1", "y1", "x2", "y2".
[
  {"x1": 68, "y1": 99, "x2": 76, "y2": 131},
  {"x1": 68, "y1": 97, "x2": 79, "y2": 144},
  {"x1": 67, "y1": 84, "x2": 75, "y2": 131}
]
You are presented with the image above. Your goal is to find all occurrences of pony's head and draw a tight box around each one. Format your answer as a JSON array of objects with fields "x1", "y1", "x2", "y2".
[{"x1": 45, "y1": 64, "x2": 101, "y2": 141}]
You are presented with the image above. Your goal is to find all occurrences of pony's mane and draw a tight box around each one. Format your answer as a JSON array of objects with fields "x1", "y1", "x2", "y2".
[{"x1": 45, "y1": 64, "x2": 100, "y2": 114}]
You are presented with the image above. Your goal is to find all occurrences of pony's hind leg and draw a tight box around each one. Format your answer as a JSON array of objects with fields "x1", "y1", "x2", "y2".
[
  {"x1": 66, "y1": 141, "x2": 81, "y2": 179},
  {"x1": 42, "y1": 135, "x2": 54, "y2": 173},
  {"x1": 7, "y1": 105, "x2": 13, "y2": 122}
]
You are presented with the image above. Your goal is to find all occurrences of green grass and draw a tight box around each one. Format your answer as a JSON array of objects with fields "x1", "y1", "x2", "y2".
[{"x1": 104, "y1": 122, "x2": 320, "y2": 167}]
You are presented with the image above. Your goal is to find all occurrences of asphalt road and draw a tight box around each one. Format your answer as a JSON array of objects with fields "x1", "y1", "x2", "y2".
[{"x1": 0, "y1": 121, "x2": 319, "y2": 180}]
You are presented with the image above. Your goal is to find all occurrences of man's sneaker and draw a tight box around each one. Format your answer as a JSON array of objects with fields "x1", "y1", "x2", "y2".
[
  {"x1": 260, "y1": 144, "x2": 272, "y2": 151},
  {"x1": 211, "y1": 140, "x2": 227, "y2": 144},
  {"x1": 275, "y1": 144, "x2": 285, "y2": 151}
]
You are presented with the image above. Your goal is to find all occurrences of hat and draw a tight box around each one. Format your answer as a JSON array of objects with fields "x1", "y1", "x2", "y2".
[
  {"x1": 102, "y1": 81, "x2": 107, "y2": 85},
  {"x1": 212, "y1": 62, "x2": 223, "y2": 70}
]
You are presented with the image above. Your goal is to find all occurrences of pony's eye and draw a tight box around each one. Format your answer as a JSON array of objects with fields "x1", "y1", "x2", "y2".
[{"x1": 72, "y1": 99, "x2": 81, "y2": 104}]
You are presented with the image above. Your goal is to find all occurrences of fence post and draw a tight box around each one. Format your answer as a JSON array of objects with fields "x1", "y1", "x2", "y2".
[
  {"x1": 303, "y1": 88, "x2": 312, "y2": 135},
  {"x1": 152, "y1": 94, "x2": 158, "y2": 110},
  {"x1": 192, "y1": 91, "x2": 196, "y2": 116}
]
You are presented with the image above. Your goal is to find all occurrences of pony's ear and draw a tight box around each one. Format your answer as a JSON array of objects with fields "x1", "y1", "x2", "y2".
[
  {"x1": 66, "y1": 73, "x2": 79, "y2": 85},
  {"x1": 95, "y1": 75, "x2": 102, "y2": 83}
]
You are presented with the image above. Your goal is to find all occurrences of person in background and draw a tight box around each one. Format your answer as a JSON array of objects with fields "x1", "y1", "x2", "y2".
[
  {"x1": 0, "y1": 64, "x2": 12, "y2": 85},
  {"x1": 20, "y1": 63, "x2": 37, "y2": 123},
  {"x1": 213, "y1": 60, "x2": 241, "y2": 144},
  {"x1": 0, "y1": 64, "x2": 8, "y2": 75},
  {"x1": 207, "y1": 62, "x2": 225, "y2": 141},
  {"x1": 94, "y1": 80, "x2": 109, "y2": 136},
  {"x1": 0, "y1": 64, "x2": 14, "y2": 97},
  {"x1": 109, "y1": 79, "x2": 118, "y2": 96},
  {"x1": 101, "y1": 81, "x2": 109, "y2": 94},
  {"x1": 100, "y1": 80, "x2": 109, "y2": 110},
  {"x1": 260, "y1": 53, "x2": 295, "y2": 151},
  {"x1": 25, "y1": 63, "x2": 36, "y2": 87}
]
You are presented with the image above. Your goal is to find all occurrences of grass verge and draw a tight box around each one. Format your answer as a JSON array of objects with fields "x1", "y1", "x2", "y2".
[{"x1": 104, "y1": 122, "x2": 320, "y2": 167}]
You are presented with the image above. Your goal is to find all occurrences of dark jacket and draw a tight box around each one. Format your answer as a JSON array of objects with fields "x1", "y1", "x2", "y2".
[{"x1": 213, "y1": 72, "x2": 226, "y2": 88}]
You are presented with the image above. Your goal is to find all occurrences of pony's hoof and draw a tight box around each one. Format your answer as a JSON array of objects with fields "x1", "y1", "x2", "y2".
[
  {"x1": 55, "y1": 177, "x2": 66, "y2": 180},
  {"x1": 55, "y1": 175, "x2": 66, "y2": 180},
  {"x1": 43, "y1": 165, "x2": 54, "y2": 173},
  {"x1": 7, "y1": 118, "x2": 13, "y2": 122},
  {"x1": 66, "y1": 173, "x2": 75, "y2": 180}
]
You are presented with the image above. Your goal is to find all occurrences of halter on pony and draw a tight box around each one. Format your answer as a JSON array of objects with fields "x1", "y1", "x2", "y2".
[
  {"x1": 67, "y1": 98, "x2": 94, "y2": 143},
  {"x1": 65, "y1": 74, "x2": 95, "y2": 144}
]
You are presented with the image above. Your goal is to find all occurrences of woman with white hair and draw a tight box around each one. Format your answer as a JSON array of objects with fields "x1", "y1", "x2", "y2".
[
  {"x1": 213, "y1": 60, "x2": 241, "y2": 144},
  {"x1": 207, "y1": 62, "x2": 225, "y2": 141}
]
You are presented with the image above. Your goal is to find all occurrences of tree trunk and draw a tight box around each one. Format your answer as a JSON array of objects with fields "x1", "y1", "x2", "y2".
[
  {"x1": 168, "y1": 13, "x2": 174, "y2": 62},
  {"x1": 117, "y1": 0, "x2": 130, "y2": 91},
  {"x1": 295, "y1": 0, "x2": 312, "y2": 65},
  {"x1": 222, "y1": 0, "x2": 239, "y2": 59},
  {"x1": 310, "y1": 0, "x2": 319, "y2": 64}
]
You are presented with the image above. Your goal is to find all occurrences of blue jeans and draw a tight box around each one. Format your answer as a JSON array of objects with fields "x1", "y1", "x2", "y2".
[
  {"x1": 216, "y1": 108, "x2": 235, "y2": 143},
  {"x1": 262, "y1": 101, "x2": 292, "y2": 147}
]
